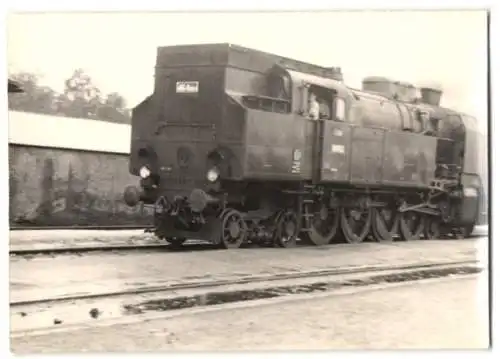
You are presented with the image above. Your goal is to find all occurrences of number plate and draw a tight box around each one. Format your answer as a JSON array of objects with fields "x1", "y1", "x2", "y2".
[{"x1": 176, "y1": 81, "x2": 199, "y2": 93}]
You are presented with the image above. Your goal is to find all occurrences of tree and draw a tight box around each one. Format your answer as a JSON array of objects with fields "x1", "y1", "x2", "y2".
[
  {"x1": 8, "y1": 72, "x2": 59, "y2": 115},
  {"x1": 8, "y1": 69, "x2": 132, "y2": 124},
  {"x1": 98, "y1": 92, "x2": 131, "y2": 124},
  {"x1": 60, "y1": 69, "x2": 131, "y2": 123},
  {"x1": 59, "y1": 68, "x2": 103, "y2": 119}
]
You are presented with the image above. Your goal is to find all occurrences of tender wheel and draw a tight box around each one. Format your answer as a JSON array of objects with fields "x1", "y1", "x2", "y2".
[
  {"x1": 274, "y1": 210, "x2": 299, "y2": 248},
  {"x1": 371, "y1": 207, "x2": 400, "y2": 243},
  {"x1": 220, "y1": 209, "x2": 248, "y2": 249},
  {"x1": 340, "y1": 204, "x2": 372, "y2": 244},
  {"x1": 303, "y1": 203, "x2": 340, "y2": 246},
  {"x1": 399, "y1": 211, "x2": 425, "y2": 241},
  {"x1": 424, "y1": 217, "x2": 441, "y2": 240}
]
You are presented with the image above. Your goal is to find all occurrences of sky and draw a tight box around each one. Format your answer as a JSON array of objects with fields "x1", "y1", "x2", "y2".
[{"x1": 7, "y1": 10, "x2": 488, "y2": 131}]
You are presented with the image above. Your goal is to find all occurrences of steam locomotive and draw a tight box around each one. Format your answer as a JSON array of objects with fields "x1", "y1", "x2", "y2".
[{"x1": 123, "y1": 43, "x2": 487, "y2": 248}]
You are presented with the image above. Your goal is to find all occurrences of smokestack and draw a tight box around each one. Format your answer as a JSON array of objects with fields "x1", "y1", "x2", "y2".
[{"x1": 420, "y1": 87, "x2": 443, "y2": 106}]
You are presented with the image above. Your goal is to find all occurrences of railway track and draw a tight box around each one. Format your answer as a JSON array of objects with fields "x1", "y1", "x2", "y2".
[
  {"x1": 9, "y1": 233, "x2": 486, "y2": 257},
  {"x1": 10, "y1": 259, "x2": 484, "y2": 336},
  {"x1": 10, "y1": 259, "x2": 480, "y2": 308},
  {"x1": 9, "y1": 240, "x2": 216, "y2": 257},
  {"x1": 10, "y1": 225, "x2": 154, "y2": 231},
  {"x1": 10, "y1": 244, "x2": 170, "y2": 256}
]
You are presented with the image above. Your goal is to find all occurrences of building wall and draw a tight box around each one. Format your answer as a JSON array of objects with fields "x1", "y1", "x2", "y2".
[
  {"x1": 9, "y1": 145, "x2": 153, "y2": 227},
  {"x1": 8, "y1": 111, "x2": 153, "y2": 227}
]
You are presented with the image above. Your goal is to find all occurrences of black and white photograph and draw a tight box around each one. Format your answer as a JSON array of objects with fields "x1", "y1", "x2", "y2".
[{"x1": 2, "y1": 2, "x2": 494, "y2": 354}]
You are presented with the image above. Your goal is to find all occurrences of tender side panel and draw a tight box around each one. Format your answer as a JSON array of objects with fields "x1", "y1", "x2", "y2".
[
  {"x1": 244, "y1": 111, "x2": 311, "y2": 180},
  {"x1": 349, "y1": 127, "x2": 384, "y2": 184},
  {"x1": 319, "y1": 121, "x2": 352, "y2": 182},
  {"x1": 382, "y1": 132, "x2": 437, "y2": 188}
]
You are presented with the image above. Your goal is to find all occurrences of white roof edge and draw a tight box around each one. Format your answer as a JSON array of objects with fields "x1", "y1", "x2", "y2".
[{"x1": 8, "y1": 111, "x2": 132, "y2": 154}]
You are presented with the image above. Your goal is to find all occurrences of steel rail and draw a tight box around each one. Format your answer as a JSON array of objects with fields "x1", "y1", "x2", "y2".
[
  {"x1": 10, "y1": 244, "x2": 170, "y2": 255},
  {"x1": 9, "y1": 241, "x2": 212, "y2": 256},
  {"x1": 10, "y1": 259, "x2": 480, "y2": 307},
  {"x1": 10, "y1": 225, "x2": 154, "y2": 231}
]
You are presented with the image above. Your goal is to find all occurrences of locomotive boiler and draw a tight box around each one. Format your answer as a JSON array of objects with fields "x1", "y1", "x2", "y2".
[{"x1": 123, "y1": 43, "x2": 487, "y2": 248}]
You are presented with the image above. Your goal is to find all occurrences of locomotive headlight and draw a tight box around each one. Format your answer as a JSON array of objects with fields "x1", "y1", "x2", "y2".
[
  {"x1": 139, "y1": 166, "x2": 151, "y2": 179},
  {"x1": 207, "y1": 167, "x2": 220, "y2": 182}
]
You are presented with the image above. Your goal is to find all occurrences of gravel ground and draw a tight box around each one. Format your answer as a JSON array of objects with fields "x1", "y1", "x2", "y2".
[
  {"x1": 10, "y1": 275, "x2": 489, "y2": 353},
  {"x1": 10, "y1": 238, "x2": 485, "y2": 304}
]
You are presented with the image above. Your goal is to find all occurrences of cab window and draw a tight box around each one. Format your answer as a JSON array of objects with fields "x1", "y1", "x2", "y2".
[
  {"x1": 335, "y1": 97, "x2": 346, "y2": 122},
  {"x1": 306, "y1": 85, "x2": 336, "y2": 121}
]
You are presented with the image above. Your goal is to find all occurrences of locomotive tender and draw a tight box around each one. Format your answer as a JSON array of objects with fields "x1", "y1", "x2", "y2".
[{"x1": 124, "y1": 43, "x2": 487, "y2": 248}]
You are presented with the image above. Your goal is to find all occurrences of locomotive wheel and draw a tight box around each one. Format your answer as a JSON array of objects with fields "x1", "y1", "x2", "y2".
[
  {"x1": 274, "y1": 210, "x2": 299, "y2": 248},
  {"x1": 399, "y1": 211, "x2": 425, "y2": 241},
  {"x1": 424, "y1": 217, "x2": 441, "y2": 240},
  {"x1": 340, "y1": 205, "x2": 372, "y2": 244},
  {"x1": 220, "y1": 209, "x2": 248, "y2": 249},
  {"x1": 371, "y1": 207, "x2": 400, "y2": 243},
  {"x1": 304, "y1": 204, "x2": 340, "y2": 246}
]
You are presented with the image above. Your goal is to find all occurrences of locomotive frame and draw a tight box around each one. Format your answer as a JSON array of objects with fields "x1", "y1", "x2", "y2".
[{"x1": 124, "y1": 43, "x2": 487, "y2": 249}]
